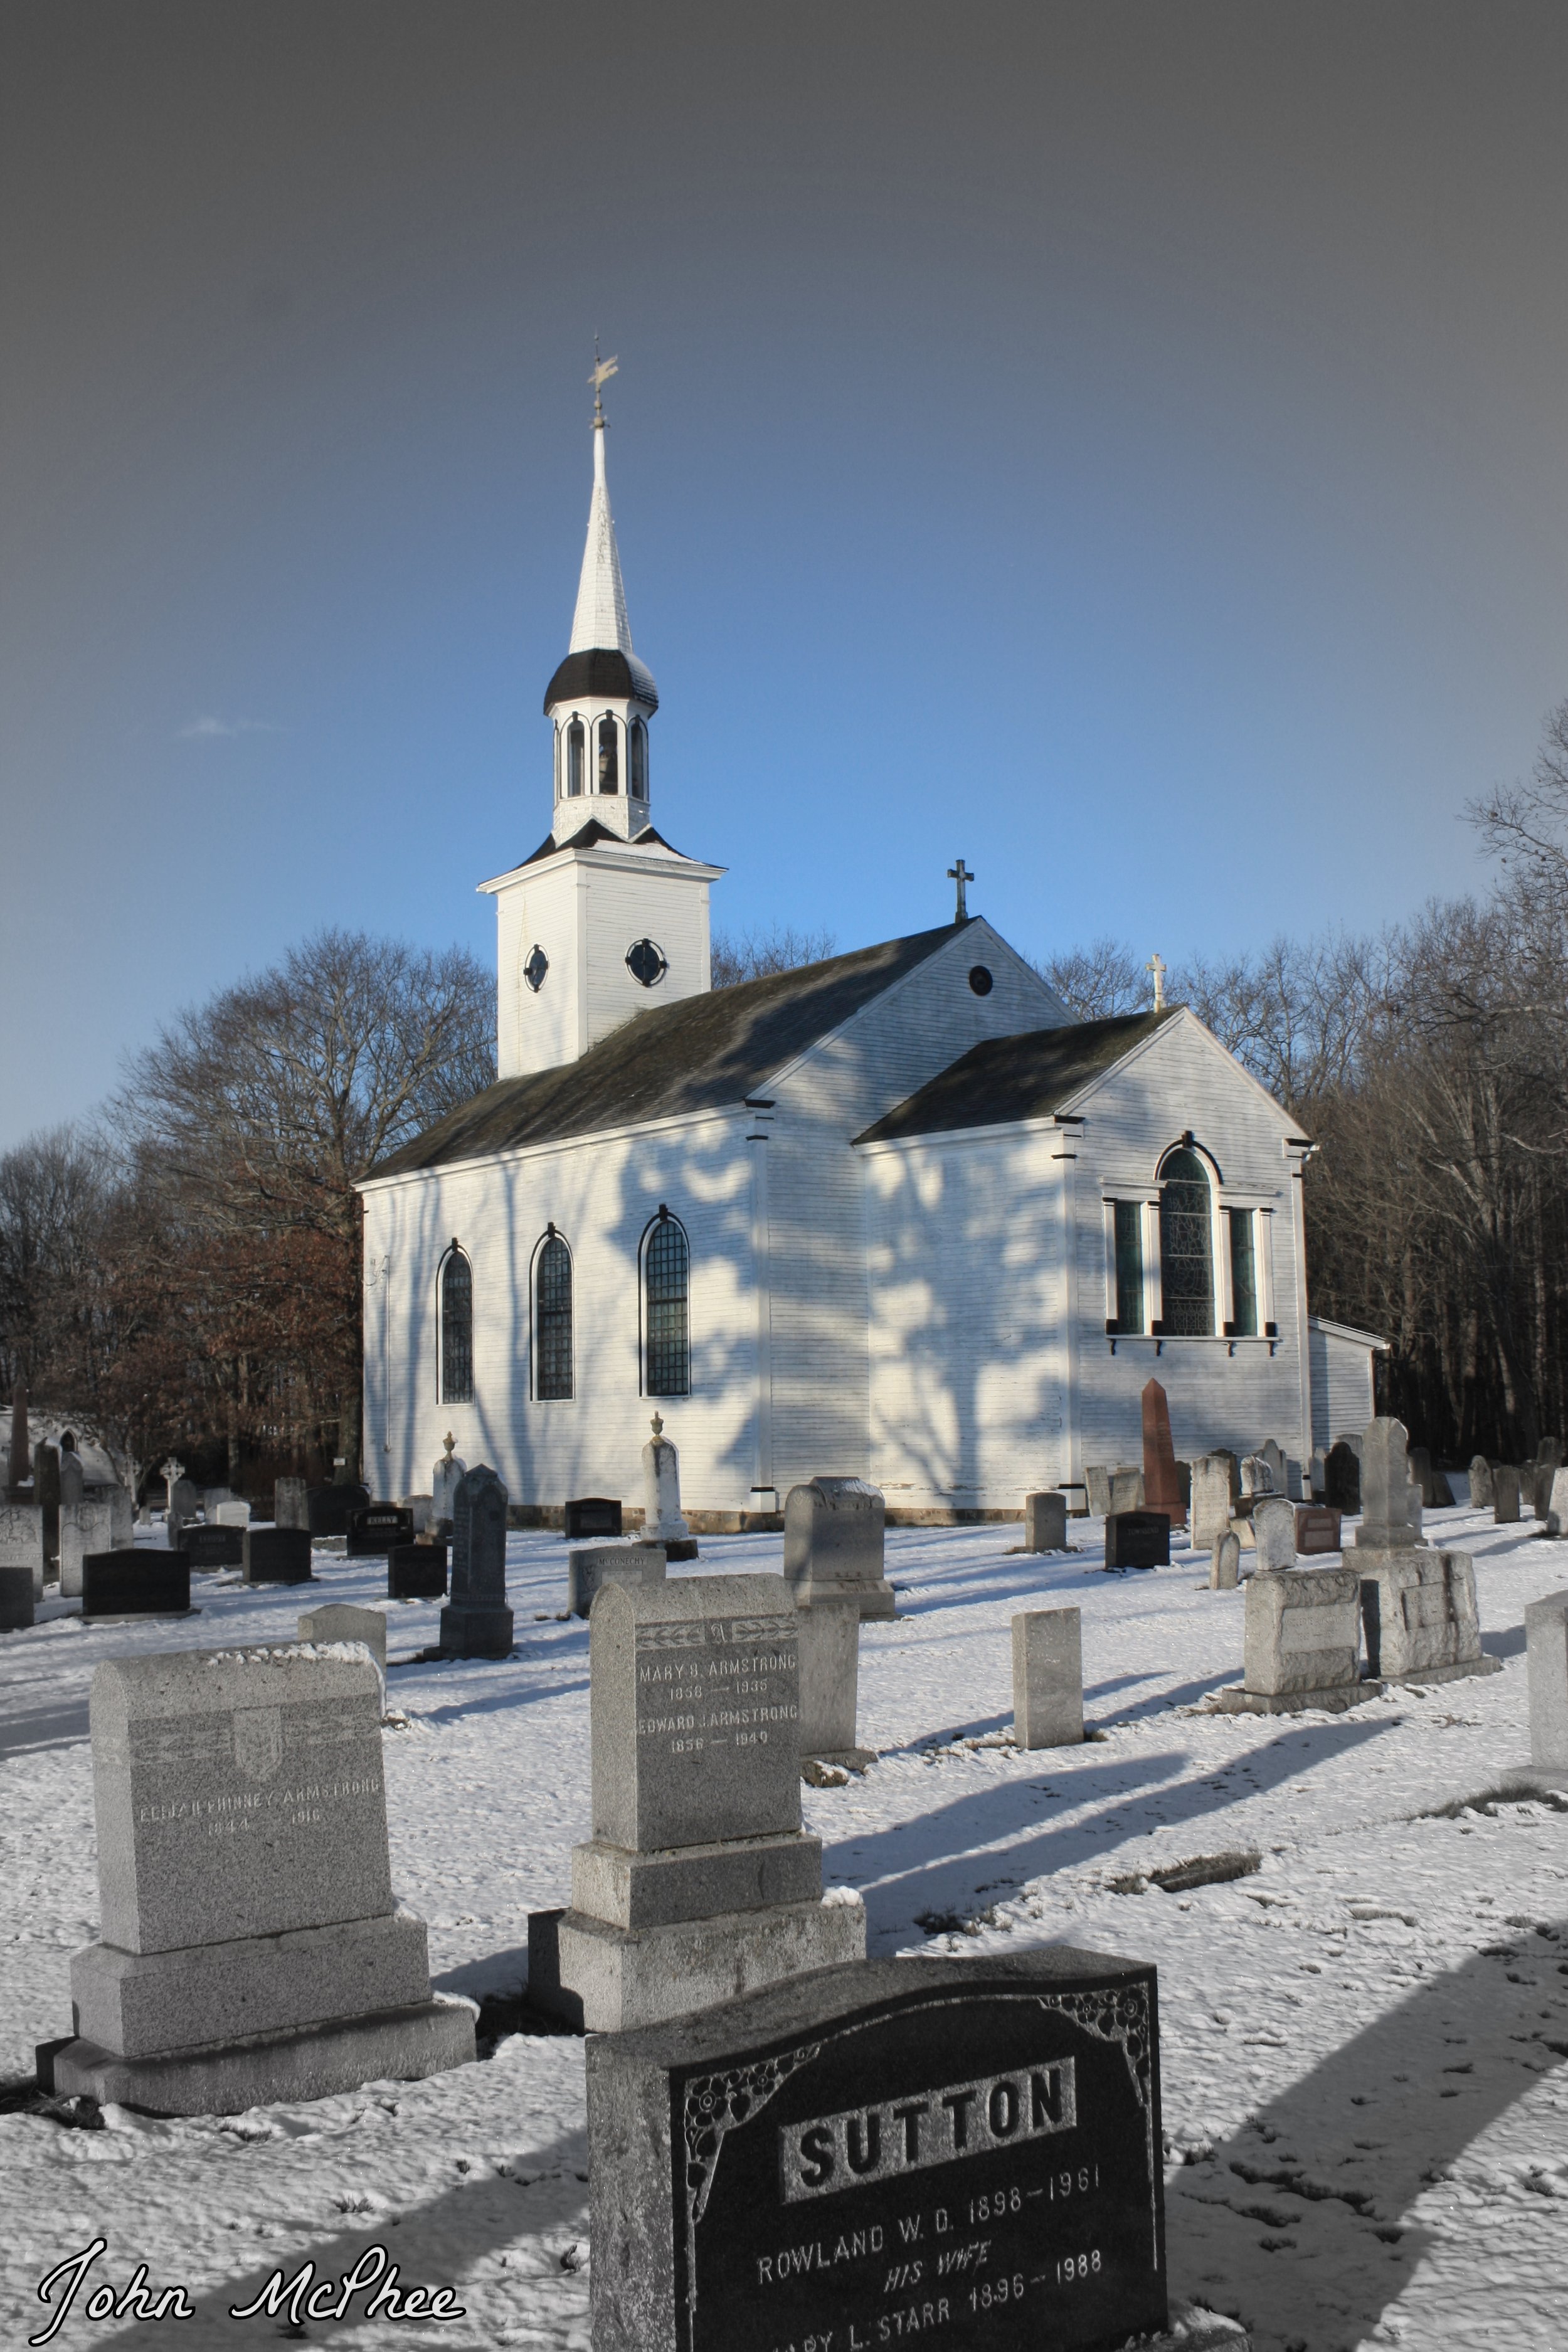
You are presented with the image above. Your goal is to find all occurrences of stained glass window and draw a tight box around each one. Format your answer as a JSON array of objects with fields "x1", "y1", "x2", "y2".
[
  {"x1": 645, "y1": 1215, "x2": 690, "y2": 1397},
  {"x1": 1158, "y1": 1148, "x2": 1214, "y2": 1336},
  {"x1": 1114, "y1": 1200, "x2": 1144, "y2": 1333},
  {"x1": 1227, "y1": 1207, "x2": 1258, "y2": 1337},
  {"x1": 440, "y1": 1249, "x2": 473, "y2": 1403},
  {"x1": 536, "y1": 1232, "x2": 573, "y2": 1400}
]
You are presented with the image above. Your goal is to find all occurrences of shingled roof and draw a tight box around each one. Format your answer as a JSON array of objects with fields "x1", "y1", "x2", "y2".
[
  {"x1": 856, "y1": 1007, "x2": 1180, "y2": 1144},
  {"x1": 365, "y1": 923, "x2": 968, "y2": 1180}
]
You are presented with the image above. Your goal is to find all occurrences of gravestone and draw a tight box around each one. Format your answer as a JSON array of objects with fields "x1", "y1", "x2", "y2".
[
  {"x1": 1469, "y1": 1456, "x2": 1495, "y2": 1511},
  {"x1": 566, "y1": 1495, "x2": 623, "y2": 1540},
  {"x1": 1358, "y1": 1550, "x2": 1500, "y2": 1685},
  {"x1": 585, "y1": 1948, "x2": 1167, "y2": 2352},
  {"x1": 298, "y1": 1601, "x2": 388, "y2": 1675},
  {"x1": 0, "y1": 1564, "x2": 34, "y2": 1631},
  {"x1": 183, "y1": 1523, "x2": 245, "y2": 1571},
  {"x1": 388, "y1": 1541, "x2": 447, "y2": 1601},
  {"x1": 167, "y1": 1475, "x2": 201, "y2": 1547},
  {"x1": 1105, "y1": 1511, "x2": 1168, "y2": 1570},
  {"x1": 782, "y1": 1476, "x2": 895, "y2": 1619},
  {"x1": 1084, "y1": 1464, "x2": 1112, "y2": 1517},
  {"x1": 1429, "y1": 1467, "x2": 1455, "y2": 1507},
  {"x1": 1310, "y1": 1446, "x2": 1329, "y2": 1500},
  {"x1": 643, "y1": 1414, "x2": 692, "y2": 1545},
  {"x1": 1209, "y1": 1529, "x2": 1241, "y2": 1590},
  {"x1": 213, "y1": 1500, "x2": 251, "y2": 1528},
  {"x1": 1213, "y1": 1566, "x2": 1374, "y2": 1715},
  {"x1": 1353, "y1": 1419, "x2": 1418, "y2": 1550},
  {"x1": 1407, "y1": 1445, "x2": 1434, "y2": 1507},
  {"x1": 400, "y1": 1493, "x2": 433, "y2": 1535},
  {"x1": 1012, "y1": 1608, "x2": 1083, "y2": 1747},
  {"x1": 1140, "y1": 1378, "x2": 1187, "y2": 1527},
  {"x1": 569, "y1": 1542, "x2": 667, "y2": 1619},
  {"x1": 1324, "y1": 1441, "x2": 1360, "y2": 1513},
  {"x1": 41, "y1": 1645, "x2": 474, "y2": 2112},
  {"x1": 795, "y1": 1591, "x2": 867, "y2": 1764},
  {"x1": 1532, "y1": 1463, "x2": 1555, "y2": 1519},
  {"x1": 243, "y1": 1527, "x2": 314, "y2": 1585},
  {"x1": 1189, "y1": 1455, "x2": 1234, "y2": 1554},
  {"x1": 1547, "y1": 1468, "x2": 1568, "y2": 1537},
  {"x1": 59, "y1": 1449, "x2": 84, "y2": 1511},
  {"x1": 1239, "y1": 1453, "x2": 1273, "y2": 1500},
  {"x1": 81, "y1": 1551, "x2": 191, "y2": 1617},
  {"x1": 440, "y1": 1465, "x2": 512, "y2": 1657},
  {"x1": 1294, "y1": 1506, "x2": 1343, "y2": 1556},
  {"x1": 0, "y1": 1500, "x2": 46, "y2": 1599},
  {"x1": 1022, "y1": 1490, "x2": 1068, "y2": 1551},
  {"x1": 1109, "y1": 1467, "x2": 1145, "y2": 1514},
  {"x1": 307, "y1": 1481, "x2": 371, "y2": 1538},
  {"x1": 61, "y1": 1491, "x2": 134, "y2": 1595},
  {"x1": 347, "y1": 1503, "x2": 413, "y2": 1557},
  {"x1": 1258, "y1": 1438, "x2": 1288, "y2": 1496},
  {"x1": 1253, "y1": 1496, "x2": 1297, "y2": 1571},
  {"x1": 33, "y1": 1442, "x2": 61, "y2": 1569},
  {"x1": 1524, "y1": 1589, "x2": 1568, "y2": 1773},
  {"x1": 274, "y1": 1476, "x2": 309, "y2": 1530},
  {"x1": 1493, "y1": 1463, "x2": 1522, "y2": 1525},
  {"x1": 203, "y1": 1487, "x2": 233, "y2": 1515},
  {"x1": 432, "y1": 1434, "x2": 466, "y2": 1532},
  {"x1": 527, "y1": 1574, "x2": 865, "y2": 2032},
  {"x1": 6, "y1": 1380, "x2": 28, "y2": 1498}
]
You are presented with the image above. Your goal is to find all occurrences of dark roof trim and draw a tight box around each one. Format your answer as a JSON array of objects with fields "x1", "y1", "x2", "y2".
[
  {"x1": 517, "y1": 819, "x2": 693, "y2": 869},
  {"x1": 543, "y1": 647, "x2": 658, "y2": 714},
  {"x1": 854, "y1": 1008, "x2": 1182, "y2": 1145}
]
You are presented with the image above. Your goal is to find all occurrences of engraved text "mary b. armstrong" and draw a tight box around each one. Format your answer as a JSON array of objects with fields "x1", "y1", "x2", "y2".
[{"x1": 778, "y1": 2062, "x2": 1076, "y2": 2204}]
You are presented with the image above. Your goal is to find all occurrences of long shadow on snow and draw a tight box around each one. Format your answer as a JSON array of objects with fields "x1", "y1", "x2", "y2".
[
  {"x1": 407, "y1": 1676, "x2": 591, "y2": 1729},
  {"x1": 0, "y1": 1695, "x2": 90, "y2": 1759},
  {"x1": 838, "y1": 1717, "x2": 1392, "y2": 1949}
]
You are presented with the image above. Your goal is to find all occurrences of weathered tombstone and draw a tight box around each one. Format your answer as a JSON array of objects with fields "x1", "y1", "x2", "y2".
[
  {"x1": 203, "y1": 1486, "x2": 234, "y2": 1515},
  {"x1": 1359, "y1": 1550, "x2": 1500, "y2": 1685},
  {"x1": 167, "y1": 1475, "x2": 201, "y2": 1547},
  {"x1": 1493, "y1": 1463, "x2": 1522, "y2": 1525},
  {"x1": 1140, "y1": 1377, "x2": 1187, "y2": 1527},
  {"x1": 274, "y1": 1476, "x2": 309, "y2": 1530},
  {"x1": 1259, "y1": 1438, "x2": 1288, "y2": 1496},
  {"x1": 795, "y1": 1591, "x2": 867, "y2": 1764},
  {"x1": 1084, "y1": 1464, "x2": 1113, "y2": 1517},
  {"x1": 1524, "y1": 1589, "x2": 1568, "y2": 1772},
  {"x1": 400, "y1": 1493, "x2": 433, "y2": 1535},
  {"x1": 0, "y1": 1499, "x2": 46, "y2": 1599},
  {"x1": 1324, "y1": 1440, "x2": 1360, "y2": 1513},
  {"x1": 40, "y1": 1646, "x2": 474, "y2": 2112},
  {"x1": 642, "y1": 1413, "x2": 692, "y2": 1552},
  {"x1": 568, "y1": 1542, "x2": 667, "y2": 1619},
  {"x1": 1469, "y1": 1455, "x2": 1495, "y2": 1510},
  {"x1": 1294, "y1": 1505, "x2": 1343, "y2": 1555},
  {"x1": 1532, "y1": 1463, "x2": 1555, "y2": 1519},
  {"x1": 584, "y1": 1948, "x2": 1168, "y2": 2352},
  {"x1": 1239, "y1": 1452, "x2": 1273, "y2": 1500},
  {"x1": 1189, "y1": 1455, "x2": 1234, "y2": 1554},
  {"x1": 1213, "y1": 1565, "x2": 1372, "y2": 1714},
  {"x1": 347, "y1": 1503, "x2": 413, "y2": 1558},
  {"x1": 1539, "y1": 1436, "x2": 1565, "y2": 1471},
  {"x1": 1430, "y1": 1467, "x2": 1455, "y2": 1506},
  {"x1": 182, "y1": 1523, "x2": 245, "y2": 1571},
  {"x1": 1407, "y1": 1445, "x2": 1434, "y2": 1507},
  {"x1": 307, "y1": 1481, "x2": 371, "y2": 1537},
  {"x1": 440, "y1": 1465, "x2": 512, "y2": 1657},
  {"x1": 1310, "y1": 1446, "x2": 1329, "y2": 1500},
  {"x1": 388, "y1": 1541, "x2": 448, "y2": 1601},
  {"x1": 1022, "y1": 1490, "x2": 1067, "y2": 1551},
  {"x1": 1353, "y1": 1419, "x2": 1418, "y2": 1550},
  {"x1": 1012, "y1": 1608, "x2": 1083, "y2": 1747},
  {"x1": 60, "y1": 1491, "x2": 133, "y2": 1596},
  {"x1": 6, "y1": 1380, "x2": 28, "y2": 1498},
  {"x1": 1209, "y1": 1529, "x2": 1241, "y2": 1590},
  {"x1": 213, "y1": 1499, "x2": 251, "y2": 1528},
  {"x1": 243, "y1": 1527, "x2": 314, "y2": 1584},
  {"x1": 527, "y1": 1574, "x2": 865, "y2": 2032},
  {"x1": 81, "y1": 1551, "x2": 191, "y2": 1618},
  {"x1": 1547, "y1": 1468, "x2": 1568, "y2": 1537},
  {"x1": 59, "y1": 1449, "x2": 85, "y2": 1510},
  {"x1": 1105, "y1": 1511, "x2": 1168, "y2": 1569},
  {"x1": 1253, "y1": 1495, "x2": 1297, "y2": 1571},
  {"x1": 782, "y1": 1476, "x2": 895, "y2": 1618},
  {"x1": 298, "y1": 1601, "x2": 388, "y2": 1676},
  {"x1": 566, "y1": 1495, "x2": 623, "y2": 1540},
  {"x1": 33, "y1": 1442, "x2": 61, "y2": 1570},
  {"x1": 431, "y1": 1433, "x2": 466, "y2": 1532},
  {"x1": 1109, "y1": 1467, "x2": 1145, "y2": 1514},
  {"x1": 0, "y1": 1564, "x2": 35, "y2": 1631}
]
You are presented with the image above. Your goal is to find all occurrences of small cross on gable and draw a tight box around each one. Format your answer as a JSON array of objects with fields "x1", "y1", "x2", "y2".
[
  {"x1": 1146, "y1": 953, "x2": 1166, "y2": 1009},
  {"x1": 948, "y1": 858, "x2": 975, "y2": 921}
]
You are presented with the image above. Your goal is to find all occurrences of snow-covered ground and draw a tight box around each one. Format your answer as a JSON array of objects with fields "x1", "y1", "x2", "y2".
[{"x1": 1, "y1": 1505, "x2": 1565, "y2": 2349}]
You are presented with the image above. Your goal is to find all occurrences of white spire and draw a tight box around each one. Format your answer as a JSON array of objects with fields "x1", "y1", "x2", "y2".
[{"x1": 568, "y1": 418, "x2": 635, "y2": 655}]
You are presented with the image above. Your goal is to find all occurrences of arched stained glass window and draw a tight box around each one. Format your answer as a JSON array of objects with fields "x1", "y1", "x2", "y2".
[
  {"x1": 567, "y1": 718, "x2": 585, "y2": 795},
  {"x1": 534, "y1": 1231, "x2": 573, "y2": 1401},
  {"x1": 1158, "y1": 1148, "x2": 1214, "y2": 1337},
  {"x1": 440, "y1": 1246, "x2": 474, "y2": 1403},
  {"x1": 629, "y1": 716, "x2": 649, "y2": 797},
  {"x1": 597, "y1": 715, "x2": 619, "y2": 792},
  {"x1": 644, "y1": 1212, "x2": 690, "y2": 1397}
]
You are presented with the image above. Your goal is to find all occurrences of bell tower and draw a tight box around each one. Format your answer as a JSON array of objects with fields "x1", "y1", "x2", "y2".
[{"x1": 480, "y1": 359, "x2": 723, "y2": 1080}]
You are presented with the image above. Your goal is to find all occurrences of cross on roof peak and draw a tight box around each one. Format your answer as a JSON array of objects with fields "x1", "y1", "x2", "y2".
[
  {"x1": 948, "y1": 858, "x2": 974, "y2": 921},
  {"x1": 1147, "y1": 952, "x2": 1166, "y2": 1009}
]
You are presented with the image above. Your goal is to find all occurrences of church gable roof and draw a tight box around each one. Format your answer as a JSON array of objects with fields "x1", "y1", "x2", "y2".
[
  {"x1": 365, "y1": 923, "x2": 967, "y2": 1180},
  {"x1": 854, "y1": 1008, "x2": 1182, "y2": 1144}
]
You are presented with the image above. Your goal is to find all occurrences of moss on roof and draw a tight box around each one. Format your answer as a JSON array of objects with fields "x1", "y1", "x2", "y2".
[{"x1": 856, "y1": 1008, "x2": 1180, "y2": 1144}]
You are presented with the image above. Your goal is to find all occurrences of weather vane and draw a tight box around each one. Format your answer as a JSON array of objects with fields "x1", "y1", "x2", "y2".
[{"x1": 590, "y1": 336, "x2": 618, "y2": 420}]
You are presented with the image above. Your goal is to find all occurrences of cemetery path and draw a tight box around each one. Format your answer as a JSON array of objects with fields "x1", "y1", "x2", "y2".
[{"x1": 0, "y1": 1505, "x2": 1564, "y2": 2346}]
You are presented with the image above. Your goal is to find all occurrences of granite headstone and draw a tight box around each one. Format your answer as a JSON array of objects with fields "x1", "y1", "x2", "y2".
[
  {"x1": 440, "y1": 1465, "x2": 512, "y2": 1658},
  {"x1": 243, "y1": 1527, "x2": 314, "y2": 1585},
  {"x1": 783, "y1": 1476, "x2": 895, "y2": 1619},
  {"x1": 1012, "y1": 1608, "x2": 1084, "y2": 1747},
  {"x1": 1105, "y1": 1511, "x2": 1168, "y2": 1570}
]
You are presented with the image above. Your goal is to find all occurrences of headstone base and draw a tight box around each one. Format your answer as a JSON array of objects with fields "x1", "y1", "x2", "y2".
[
  {"x1": 438, "y1": 1604, "x2": 514, "y2": 1658},
  {"x1": 0, "y1": 1564, "x2": 35, "y2": 1629},
  {"x1": 660, "y1": 1535, "x2": 700, "y2": 1563},
  {"x1": 570, "y1": 1830, "x2": 824, "y2": 1929},
  {"x1": 791, "y1": 1573, "x2": 896, "y2": 1619},
  {"x1": 41, "y1": 1996, "x2": 474, "y2": 2117},
  {"x1": 1209, "y1": 1680, "x2": 1384, "y2": 1715},
  {"x1": 1379, "y1": 1655, "x2": 1502, "y2": 1686},
  {"x1": 527, "y1": 1894, "x2": 866, "y2": 2034}
]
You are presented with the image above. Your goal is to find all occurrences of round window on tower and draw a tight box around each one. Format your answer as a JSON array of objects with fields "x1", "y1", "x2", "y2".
[
  {"x1": 524, "y1": 945, "x2": 549, "y2": 993},
  {"x1": 626, "y1": 938, "x2": 669, "y2": 988},
  {"x1": 968, "y1": 965, "x2": 994, "y2": 996}
]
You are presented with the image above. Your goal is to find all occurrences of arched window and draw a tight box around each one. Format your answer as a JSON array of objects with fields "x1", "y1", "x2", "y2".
[
  {"x1": 629, "y1": 716, "x2": 649, "y2": 798},
  {"x1": 597, "y1": 714, "x2": 619, "y2": 792},
  {"x1": 553, "y1": 723, "x2": 562, "y2": 798},
  {"x1": 1158, "y1": 1147, "x2": 1214, "y2": 1337},
  {"x1": 643, "y1": 1210, "x2": 690, "y2": 1397},
  {"x1": 534, "y1": 1229, "x2": 573, "y2": 1401},
  {"x1": 439, "y1": 1244, "x2": 474, "y2": 1403},
  {"x1": 567, "y1": 718, "x2": 585, "y2": 795}
]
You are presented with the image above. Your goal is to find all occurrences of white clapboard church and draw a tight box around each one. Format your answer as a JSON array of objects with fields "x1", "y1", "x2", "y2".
[{"x1": 358, "y1": 393, "x2": 1379, "y2": 1520}]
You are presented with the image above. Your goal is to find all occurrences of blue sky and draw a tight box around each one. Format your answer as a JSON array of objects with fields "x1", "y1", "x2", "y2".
[{"x1": 5, "y1": 1, "x2": 1568, "y2": 1148}]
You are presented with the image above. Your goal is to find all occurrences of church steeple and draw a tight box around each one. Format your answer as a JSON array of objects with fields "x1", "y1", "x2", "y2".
[{"x1": 543, "y1": 360, "x2": 658, "y2": 839}]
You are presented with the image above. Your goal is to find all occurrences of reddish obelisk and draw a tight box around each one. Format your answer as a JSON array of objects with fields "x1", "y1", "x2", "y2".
[{"x1": 1141, "y1": 1377, "x2": 1187, "y2": 1528}]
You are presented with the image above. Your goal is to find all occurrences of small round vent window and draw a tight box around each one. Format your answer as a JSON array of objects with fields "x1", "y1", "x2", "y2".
[
  {"x1": 968, "y1": 965, "x2": 994, "y2": 997},
  {"x1": 524, "y1": 945, "x2": 549, "y2": 993},
  {"x1": 627, "y1": 938, "x2": 669, "y2": 988}
]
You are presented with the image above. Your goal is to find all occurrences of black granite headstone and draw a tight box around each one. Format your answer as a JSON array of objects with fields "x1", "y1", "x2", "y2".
[
  {"x1": 388, "y1": 1542, "x2": 448, "y2": 1600},
  {"x1": 184, "y1": 1523, "x2": 245, "y2": 1570},
  {"x1": 307, "y1": 1481, "x2": 371, "y2": 1537},
  {"x1": 81, "y1": 1550, "x2": 190, "y2": 1616},
  {"x1": 586, "y1": 1949, "x2": 1165, "y2": 2352},
  {"x1": 243, "y1": 1527, "x2": 314, "y2": 1584},
  {"x1": 1324, "y1": 1441, "x2": 1360, "y2": 1514},
  {"x1": 565, "y1": 1495, "x2": 623, "y2": 1540},
  {"x1": 1104, "y1": 1512, "x2": 1169, "y2": 1570},
  {"x1": 347, "y1": 1503, "x2": 414, "y2": 1557}
]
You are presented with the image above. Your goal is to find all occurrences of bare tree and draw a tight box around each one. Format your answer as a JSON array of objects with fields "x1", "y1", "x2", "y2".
[
  {"x1": 711, "y1": 924, "x2": 838, "y2": 988},
  {"x1": 1034, "y1": 939, "x2": 1152, "y2": 1020}
]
